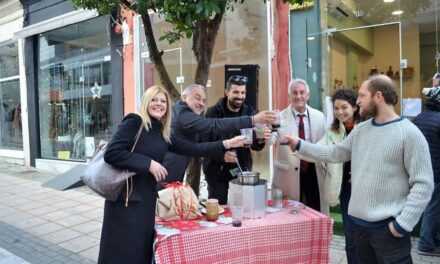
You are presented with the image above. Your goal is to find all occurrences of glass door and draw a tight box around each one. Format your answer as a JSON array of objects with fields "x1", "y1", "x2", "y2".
[
  {"x1": 0, "y1": 42, "x2": 22, "y2": 151},
  {"x1": 307, "y1": 22, "x2": 403, "y2": 114}
]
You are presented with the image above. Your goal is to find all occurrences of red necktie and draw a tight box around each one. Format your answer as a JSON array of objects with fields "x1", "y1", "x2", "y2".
[{"x1": 298, "y1": 114, "x2": 309, "y2": 171}]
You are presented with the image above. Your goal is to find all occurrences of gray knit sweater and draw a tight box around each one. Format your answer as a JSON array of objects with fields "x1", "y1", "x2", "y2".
[{"x1": 298, "y1": 118, "x2": 434, "y2": 232}]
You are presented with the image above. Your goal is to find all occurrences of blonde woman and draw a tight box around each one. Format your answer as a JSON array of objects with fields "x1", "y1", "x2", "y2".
[{"x1": 99, "y1": 85, "x2": 245, "y2": 264}]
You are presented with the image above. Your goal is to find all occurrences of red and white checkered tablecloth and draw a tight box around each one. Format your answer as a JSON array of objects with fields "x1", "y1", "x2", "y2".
[{"x1": 155, "y1": 207, "x2": 333, "y2": 264}]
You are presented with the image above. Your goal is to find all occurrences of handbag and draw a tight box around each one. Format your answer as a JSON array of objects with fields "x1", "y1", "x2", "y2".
[
  {"x1": 81, "y1": 123, "x2": 144, "y2": 206},
  {"x1": 156, "y1": 182, "x2": 201, "y2": 221}
]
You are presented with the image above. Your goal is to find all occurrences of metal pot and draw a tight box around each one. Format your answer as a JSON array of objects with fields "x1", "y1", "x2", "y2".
[{"x1": 237, "y1": 171, "x2": 260, "y2": 185}]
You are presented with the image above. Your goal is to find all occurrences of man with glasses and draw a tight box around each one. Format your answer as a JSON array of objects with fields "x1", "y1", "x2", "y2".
[
  {"x1": 162, "y1": 83, "x2": 276, "y2": 193},
  {"x1": 202, "y1": 75, "x2": 271, "y2": 204}
]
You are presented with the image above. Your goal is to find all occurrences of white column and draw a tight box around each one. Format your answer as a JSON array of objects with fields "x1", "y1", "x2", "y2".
[
  {"x1": 18, "y1": 38, "x2": 31, "y2": 167},
  {"x1": 133, "y1": 15, "x2": 142, "y2": 112}
]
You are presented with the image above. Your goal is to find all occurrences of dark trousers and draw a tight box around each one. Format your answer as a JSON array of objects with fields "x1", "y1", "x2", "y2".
[
  {"x1": 418, "y1": 181, "x2": 440, "y2": 251},
  {"x1": 352, "y1": 223, "x2": 412, "y2": 264},
  {"x1": 300, "y1": 163, "x2": 320, "y2": 211},
  {"x1": 207, "y1": 180, "x2": 230, "y2": 205},
  {"x1": 340, "y1": 180, "x2": 358, "y2": 264}
]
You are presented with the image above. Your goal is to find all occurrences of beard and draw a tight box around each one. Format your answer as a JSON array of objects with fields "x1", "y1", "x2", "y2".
[
  {"x1": 228, "y1": 98, "x2": 244, "y2": 110},
  {"x1": 360, "y1": 101, "x2": 377, "y2": 119}
]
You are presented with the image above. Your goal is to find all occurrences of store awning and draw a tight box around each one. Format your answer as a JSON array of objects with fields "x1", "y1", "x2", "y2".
[{"x1": 14, "y1": 9, "x2": 98, "y2": 39}]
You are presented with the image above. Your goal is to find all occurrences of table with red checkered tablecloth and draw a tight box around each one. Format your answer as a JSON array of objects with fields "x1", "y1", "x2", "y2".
[{"x1": 154, "y1": 206, "x2": 333, "y2": 264}]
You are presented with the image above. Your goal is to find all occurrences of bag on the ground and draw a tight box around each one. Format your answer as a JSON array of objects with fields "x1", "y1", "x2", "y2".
[
  {"x1": 80, "y1": 124, "x2": 144, "y2": 203},
  {"x1": 156, "y1": 182, "x2": 201, "y2": 220}
]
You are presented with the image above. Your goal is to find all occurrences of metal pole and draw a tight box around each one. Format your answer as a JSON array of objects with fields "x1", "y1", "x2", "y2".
[
  {"x1": 399, "y1": 22, "x2": 403, "y2": 116},
  {"x1": 266, "y1": 0, "x2": 274, "y2": 185}
]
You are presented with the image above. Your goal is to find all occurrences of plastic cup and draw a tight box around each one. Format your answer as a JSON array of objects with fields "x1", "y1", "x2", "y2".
[
  {"x1": 277, "y1": 126, "x2": 291, "y2": 145},
  {"x1": 230, "y1": 205, "x2": 243, "y2": 227},
  {"x1": 254, "y1": 124, "x2": 265, "y2": 144},
  {"x1": 240, "y1": 128, "x2": 253, "y2": 147}
]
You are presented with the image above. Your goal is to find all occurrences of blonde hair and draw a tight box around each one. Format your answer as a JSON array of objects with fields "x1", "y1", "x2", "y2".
[{"x1": 138, "y1": 85, "x2": 172, "y2": 143}]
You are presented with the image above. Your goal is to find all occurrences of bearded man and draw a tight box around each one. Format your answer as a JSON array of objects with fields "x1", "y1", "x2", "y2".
[
  {"x1": 284, "y1": 74, "x2": 434, "y2": 263},
  {"x1": 202, "y1": 75, "x2": 270, "y2": 204}
]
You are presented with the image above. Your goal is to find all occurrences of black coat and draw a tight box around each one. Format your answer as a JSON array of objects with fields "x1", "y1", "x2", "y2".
[
  {"x1": 202, "y1": 97, "x2": 264, "y2": 183},
  {"x1": 98, "y1": 113, "x2": 225, "y2": 264},
  {"x1": 162, "y1": 100, "x2": 253, "y2": 182},
  {"x1": 414, "y1": 109, "x2": 440, "y2": 182}
]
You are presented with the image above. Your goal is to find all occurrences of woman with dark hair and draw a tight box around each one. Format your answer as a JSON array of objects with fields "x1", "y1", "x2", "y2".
[{"x1": 314, "y1": 89, "x2": 360, "y2": 263}]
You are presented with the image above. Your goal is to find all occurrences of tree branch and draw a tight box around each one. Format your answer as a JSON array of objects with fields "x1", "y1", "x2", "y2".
[
  {"x1": 120, "y1": 0, "x2": 136, "y2": 10},
  {"x1": 141, "y1": 11, "x2": 180, "y2": 99}
]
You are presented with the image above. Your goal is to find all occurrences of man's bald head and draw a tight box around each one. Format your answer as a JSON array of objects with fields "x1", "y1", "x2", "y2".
[{"x1": 364, "y1": 74, "x2": 398, "y2": 105}]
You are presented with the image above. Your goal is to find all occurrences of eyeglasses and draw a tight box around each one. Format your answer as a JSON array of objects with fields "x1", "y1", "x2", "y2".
[{"x1": 228, "y1": 75, "x2": 248, "y2": 85}]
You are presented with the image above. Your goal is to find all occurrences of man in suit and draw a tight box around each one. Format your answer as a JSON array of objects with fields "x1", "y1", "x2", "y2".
[
  {"x1": 272, "y1": 78, "x2": 325, "y2": 211},
  {"x1": 162, "y1": 84, "x2": 276, "y2": 192}
]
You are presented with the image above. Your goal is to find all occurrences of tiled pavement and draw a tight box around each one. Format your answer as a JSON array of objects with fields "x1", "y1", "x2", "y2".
[{"x1": 0, "y1": 161, "x2": 438, "y2": 264}]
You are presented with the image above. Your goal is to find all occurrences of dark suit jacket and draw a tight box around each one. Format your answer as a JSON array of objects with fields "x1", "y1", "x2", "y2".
[{"x1": 162, "y1": 100, "x2": 253, "y2": 182}]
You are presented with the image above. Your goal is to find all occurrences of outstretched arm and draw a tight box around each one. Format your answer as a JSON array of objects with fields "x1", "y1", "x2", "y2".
[{"x1": 285, "y1": 131, "x2": 354, "y2": 163}]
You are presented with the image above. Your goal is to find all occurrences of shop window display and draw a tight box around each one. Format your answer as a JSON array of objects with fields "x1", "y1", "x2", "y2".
[
  {"x1": 38, "y1": 16, "x2": 112, "y2": 161},
  {"x1": 0, "y1": 42, "x2": 22, "y2": 150}
]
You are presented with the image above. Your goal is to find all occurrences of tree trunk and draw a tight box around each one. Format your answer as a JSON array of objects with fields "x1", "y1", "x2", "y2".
[
  {"x1": 140, "y1": 12, "x2": 180, "y2": 100},
  {"x1": 185, "y1": 12, "x2": 225, "y2": 196}
]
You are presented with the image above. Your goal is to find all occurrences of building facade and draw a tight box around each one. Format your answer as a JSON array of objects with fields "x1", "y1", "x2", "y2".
[
  {"x1": 3, "y1": 0, "x2": 286, "y2": 178},
  {"x1": 291, "y1": 0, "x2": 440, "y2": 118}
]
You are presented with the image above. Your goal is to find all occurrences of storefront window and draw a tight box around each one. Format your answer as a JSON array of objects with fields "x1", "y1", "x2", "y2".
[
  {"x1": 0, "y1": 42, "x2": 22, "y2": 150},
  {"x1": 313, "y1": 0, "x2": 440, "y2": 116},
  {"x1": 38, "y1": 16, "x2": 112, "y2": 161}
]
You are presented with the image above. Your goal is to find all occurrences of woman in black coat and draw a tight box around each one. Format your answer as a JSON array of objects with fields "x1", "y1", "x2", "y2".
[{"x1": 98, "y1": 85, "x2": 244, "y2": 264}]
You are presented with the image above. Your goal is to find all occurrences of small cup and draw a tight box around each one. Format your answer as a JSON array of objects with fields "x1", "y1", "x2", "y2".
[
  {"x1": 254, "y1": 124, "x2": 265, "y2": 144},
  {"x1": 277, "y1": 126, "x2": 290, "y2": 145},
  {"x1": 230, "y1": 205, "x2": 243, "y2": 227},
  {"x1": 206, "y1": 199, "x2": 219, "y2": 221},
  {"x1": 272, "y1": 110, "x2": 281, "y2": 131},
  {"x1": 240, "y1": 128, "x2": 253, "y2": 147}
]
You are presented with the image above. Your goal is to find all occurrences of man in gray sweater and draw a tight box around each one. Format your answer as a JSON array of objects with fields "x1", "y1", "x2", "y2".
[{"x1": 285, "y1": 74, "x2": 434, "y2": 263}]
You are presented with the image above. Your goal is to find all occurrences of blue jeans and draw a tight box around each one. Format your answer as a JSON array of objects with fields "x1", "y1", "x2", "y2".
[
  {"x1": 418, "y1": 182, "x2": 440, "y2": 251},
  {"x1": 340, "y1": 179, "x2": 359, "y2": 264}
]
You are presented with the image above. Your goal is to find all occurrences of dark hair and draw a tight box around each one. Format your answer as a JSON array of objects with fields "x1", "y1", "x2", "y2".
[
  {"x1": 331, "y1": 89, "x2": 360, "y2": 132},
  {"x1": 226, "y1": 75, "x2": 247, "y2": 90},
  {"x1": 367, "y1": 74, "x2": 398, "y2": 105}
]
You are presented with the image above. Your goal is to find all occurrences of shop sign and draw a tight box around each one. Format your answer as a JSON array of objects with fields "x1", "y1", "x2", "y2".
[{"x1": 290, "y1": 0, "x2": 314, "y2": 11}]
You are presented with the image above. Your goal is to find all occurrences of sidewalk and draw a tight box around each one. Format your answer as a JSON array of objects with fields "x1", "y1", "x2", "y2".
[
  {"x1": 0, "y1": 160, "x2": 438, "y2": 264},
  {"x1": 0, "y1": 247, "x2": 29, "y2": 264}
]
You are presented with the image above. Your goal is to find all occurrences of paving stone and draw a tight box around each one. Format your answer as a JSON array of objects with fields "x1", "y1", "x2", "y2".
[
  {"x1": 70, "y1": 221, "x2": 101, "y2": 234},
  {"x1": 27, "y1": 206, "x2": 60, "y2": 217},
  {"x1": 79, "y1": 245, "x2": 100, "y2": 262},
  {"x1": 28, "y1": 222, "x2": 65, "y2": 236},
  {"x1": 42, "y1": 229, "x2": 82, "y2": 244},
  {"x1": 56, "y1": 215, "x2": 90, "y2": 228},
  {"x1": 59, "y1": 236, "x2": 99, "y2": 254}
]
